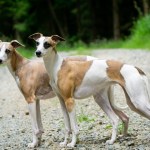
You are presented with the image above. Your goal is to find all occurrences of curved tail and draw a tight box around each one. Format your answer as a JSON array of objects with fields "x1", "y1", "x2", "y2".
[{"x1": 141, "y1": 75, "x2": 150, "y2": 102}]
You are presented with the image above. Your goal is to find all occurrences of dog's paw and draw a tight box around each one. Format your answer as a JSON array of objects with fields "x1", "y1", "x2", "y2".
[
  {"x1": 106, "y1": 140, "x2": 114, "y2": 145},
  {"x1": 28, "y1": 142, "x2": 38, "y2": 148},
  {"x1": 59, "y1": 141, "x2": 67, "y2": 147},
  {"x1": 67, "y1": 142, "x2": 75, "y2": 148}
]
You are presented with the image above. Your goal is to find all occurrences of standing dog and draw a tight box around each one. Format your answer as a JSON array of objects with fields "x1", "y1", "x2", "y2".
[
  {"x1": 0, "y1": 40, "x2": 56, "y2": 147},
  {"x1": 0, "y1": 40, "x2": 125, "y2": 148},
  {"x1": 28, "y1": 33, "x2": 150, "y2": 148}
]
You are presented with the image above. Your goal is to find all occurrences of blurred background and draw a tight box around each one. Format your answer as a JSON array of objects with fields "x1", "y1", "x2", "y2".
[{"x1": 0, "y1": 0, "x2": 150, "y2": 55}]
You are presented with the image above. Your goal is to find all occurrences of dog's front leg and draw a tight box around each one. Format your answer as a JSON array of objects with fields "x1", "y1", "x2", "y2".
[
  {"x1": 28, "y1": 101, "x2": 42, "y2": 148},
  {"x1": 36, "y1": 99, "x2": 44, "y2": 145},
  {"x1": 65, "y1": 98, "x2": 79, "y2": 148},
  {"x1": 58, "y1": 96, "x2": 72, "y2": 147}
]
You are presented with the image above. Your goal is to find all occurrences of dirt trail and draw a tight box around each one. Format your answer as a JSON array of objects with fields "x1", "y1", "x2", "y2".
[{"x1": 0, "y1": 49, "x2": 150, "y2": 150}]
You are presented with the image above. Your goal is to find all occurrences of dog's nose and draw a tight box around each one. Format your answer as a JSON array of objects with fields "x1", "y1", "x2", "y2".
[
  {"x1": 0, "y1": 59, "x2": 2, "y2": 64},
  {"x1": 36, "y1": 51, "x2": 41, "y2": 57}
]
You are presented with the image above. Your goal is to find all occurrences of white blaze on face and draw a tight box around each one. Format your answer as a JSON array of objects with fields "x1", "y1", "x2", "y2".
[
  {"x1": 36, "y1": 37, "x2": 51, "y2": 56},
  {"x1": 36, "y1": 37, "x2": 45, "y2": 53},
  {"x1": 0, "y1": 44, "x2": 8, "y2": 62}
]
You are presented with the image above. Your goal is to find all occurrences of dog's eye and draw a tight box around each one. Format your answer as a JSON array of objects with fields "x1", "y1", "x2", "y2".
[
  {"x1": 44, "y1": 42, "x2": 51, "y2": 49},
  {"x1": 5, "y1": 49, "x2": 10, "y2": 54},
  {"x1": 36, "y1": 42, "x2": 39, "y2": 46}
]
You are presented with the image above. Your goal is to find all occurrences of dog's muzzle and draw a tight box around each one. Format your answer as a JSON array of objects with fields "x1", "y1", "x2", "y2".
[
  {"x1": 36, "y1": 51, "x2": 42, "y2": 57},
  {"x1": 0, "y1": 59, "x2": 2, "y2": 64}
]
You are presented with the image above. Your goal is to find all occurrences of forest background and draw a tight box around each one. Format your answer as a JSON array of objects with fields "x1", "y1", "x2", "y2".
[{"x1": 0, "y1": 0, "x2": 150, "y2": 57}]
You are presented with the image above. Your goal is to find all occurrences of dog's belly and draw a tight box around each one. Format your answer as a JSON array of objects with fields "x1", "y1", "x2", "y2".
[
  {"x1": 74, "y1": 87, "x2": 96, "y2": 99},
  {"x1": 36, "y1": 91, "x2": 56, "y2": 100},
  {"x1": 36, "y1": 85, "x2": 56, "y2": 100},
  {"x1": 74, "y1": 83, "x2": 107, "y2": 99}
]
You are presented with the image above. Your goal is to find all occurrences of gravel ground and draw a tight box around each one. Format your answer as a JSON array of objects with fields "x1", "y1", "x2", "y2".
[{"x1": 0, "y1": 49, "x2": 150, "y2": 150}]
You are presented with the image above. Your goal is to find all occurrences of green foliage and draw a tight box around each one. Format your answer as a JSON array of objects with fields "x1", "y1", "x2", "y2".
[
  {"x1": 105, "y1": 124, "x2": 112, "y2": 129},
  {"x1": 18, "y1": 47, "x2": 34, "y2": 58},
  {"x1": 123, "y1": 14, "x2": 150, "y2": 49},
  {"x1": 94, "y1": 15, "x2": 150, "y2": 50},
  {"x1": 78, "y1": 113, "x2": 95, "y2": 123},
  {"x1": 118, "y1": 123, "x2": 124, "y2": 134}
]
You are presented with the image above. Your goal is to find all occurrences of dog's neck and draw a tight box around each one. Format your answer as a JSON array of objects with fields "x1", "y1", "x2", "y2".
[
  {"x1": 43, "y1": 48, "x2": 63, "y2": 84},
  {"x1": 7, "y1": 50, "x2": 28, "y2": 78}
]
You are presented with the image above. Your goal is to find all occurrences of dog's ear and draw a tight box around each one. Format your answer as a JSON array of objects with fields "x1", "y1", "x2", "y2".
[
  {"x1": 28, "y1": 33, "x2": 43, "y2": 40},
  {"x1": 10, "y1": 40, "x2": 25, "y2": 48},
  {"x1": 51, "y1": 35, "x2": 65, "y2": 43}
]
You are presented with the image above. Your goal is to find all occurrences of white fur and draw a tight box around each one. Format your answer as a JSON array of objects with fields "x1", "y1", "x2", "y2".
[
  {"x1": 0, "y1": 44, "x2": 8, "y2": 62},
  {"x1": 74, "y1": 60, "x2": 109, "y2": 99},
  {"x1": 36, "y1": 37, "x2": 46, "y2": 54}
]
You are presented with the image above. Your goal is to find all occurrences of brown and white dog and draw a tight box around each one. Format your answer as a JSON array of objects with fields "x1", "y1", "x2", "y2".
[
  {"x1": 29, "y1": 33, "x2": 150, "y2": 148},
  {"x1": 0, "y1": 40, "x2": 124, "y2": 148},
  {"x1": 0, "y1": 40, "x2": 56, "y2": 147}
]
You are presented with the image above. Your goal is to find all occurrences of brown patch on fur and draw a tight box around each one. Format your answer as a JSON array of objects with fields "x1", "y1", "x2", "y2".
[
  {"x1": 57, "y1": 60, "x2": 92, "y2": 111},
  {"x1": 106, "y1": 60, "x2": 125, "y2": 86},
  {"x1": 65, "y1": 98, "x2": 75, "y2": 112},
  {"x1": 11, "y1": 50, "x2": 28, "y2": 72},
  {"x1": 135, "y1": 66, "x2": 145, "y2": 76}
]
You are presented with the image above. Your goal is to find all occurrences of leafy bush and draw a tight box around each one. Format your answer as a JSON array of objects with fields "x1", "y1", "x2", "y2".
[{"x1": 123, "y1": 14, "x2": 150, "y2": 49}]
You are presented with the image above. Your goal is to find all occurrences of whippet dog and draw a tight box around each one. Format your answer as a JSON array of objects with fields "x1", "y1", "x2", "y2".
[
  {"x1": 29, "y1": 33, "x2": 150, "y2": 148},
  {"x1": 0, "y1": 40, "x2": 125, "y2": 148},
  {"x1": 0, "y1": 40, "x2": 56, "y2": 147}
]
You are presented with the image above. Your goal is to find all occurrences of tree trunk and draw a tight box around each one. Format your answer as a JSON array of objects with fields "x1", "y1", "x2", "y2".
[
  {"x1": 47, "y1": 0, "x2": 65, "y2": 37},
  {"x1": 143, "y1": 0, "x2": 149, "y2": 15},
  {"x1": 113, "y1": 0, "x2": 120, "y2": 40}
]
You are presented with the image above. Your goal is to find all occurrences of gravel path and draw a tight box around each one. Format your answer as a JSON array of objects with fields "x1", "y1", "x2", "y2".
[{"x1": 0, "y1": 49, "x2": 150, "y2": 150}]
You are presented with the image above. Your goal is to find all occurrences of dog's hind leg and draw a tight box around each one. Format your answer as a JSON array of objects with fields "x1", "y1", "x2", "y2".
[
  {"x1": 121, "y1": 65, "x2": 150, "y2": 119},
  {"x1": 93, "y1": 88, "x2": 119, "y2": 145},
  {"x1": 108, "y1": 86, "x2": 129, "y2": 136},
  {"x1": 123, "y1": 87, "x2": 150, "y2": 119}
]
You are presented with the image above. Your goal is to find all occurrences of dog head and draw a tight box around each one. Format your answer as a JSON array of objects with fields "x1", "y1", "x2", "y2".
[
  {"x1": 0, "y1": 40, "x2": 24, "y2": 64},
  {"x1": 29, "y1": 33, "x2": 65, "y2": 57}
]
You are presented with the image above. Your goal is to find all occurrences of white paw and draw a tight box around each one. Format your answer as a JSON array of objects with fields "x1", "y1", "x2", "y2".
[
  {"x1": 67, "y1": 142, "x2": 75, "y2": 148},
  {"x1": 106, "y1": 140, "x2": 114, "y2": 145},
  {"x1": 59, "y1": 141, "x2": 67, "y2": 147},
  {"x1": 28, "y1": 142, "x2": 38, "y2": 148}
]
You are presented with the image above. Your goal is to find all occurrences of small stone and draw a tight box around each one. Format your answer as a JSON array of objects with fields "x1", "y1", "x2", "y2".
[
  {"x1": 45, "y1": 140, "x2": 52, "y2": 147},
  {"x1": 42, "y1": 139, "x2": 45, "y2": 142},
  {"x1": 21, "y1": 129, "x2": 26, "y2": 133},
  {"x1": 25, "y1": 111, "x2": 29, "y2": 115},
  {"x1": 12, "y1": 114, "x2": 15, "y2": 118},
  {"x1": 127, "y1": 141, "x2": 134, "y2": 146}
]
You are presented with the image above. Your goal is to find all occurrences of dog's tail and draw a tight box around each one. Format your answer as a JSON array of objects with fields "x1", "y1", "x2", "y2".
[
  {"x1": 141, "y1": 75, "x2": 150, "y2": 102},
  {"x1": 108, "y1": 85, "x2": 128, "y2": 110}
]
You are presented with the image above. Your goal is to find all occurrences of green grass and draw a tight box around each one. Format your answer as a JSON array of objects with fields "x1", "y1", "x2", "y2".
[
  {"x1": 77, "y1": 113, "x2": 95, "y2": 123},
  {"x1": 18, "y1": 47, "x2": 35, "y2": 58}
]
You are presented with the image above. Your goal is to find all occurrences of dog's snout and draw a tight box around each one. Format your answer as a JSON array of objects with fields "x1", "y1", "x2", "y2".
[
  {"x1": 36, "y1": 51, "x2": 42, "y2": 57},
  {"x1": 0, "y1": 59, "x2": 2, "y2": 64}
]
